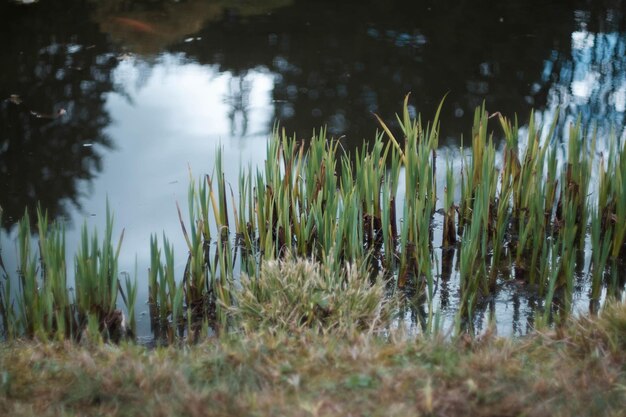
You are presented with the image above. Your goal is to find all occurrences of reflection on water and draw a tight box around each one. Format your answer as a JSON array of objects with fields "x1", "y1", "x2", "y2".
[
  {"x1": 92, "y1": 0, "x2": 293, "y2": 55},
  {"x1": 99, "y1": 57, "x2": 274, "y2": 339},
  {"x1": 0, "y1": 1, "x2": 119, "y2": 228},
  {"x1": 542, "y1": 29, "x2": 626, "y2": 137},
  {"x1": 1, "y1": 0, "x2": 626, "y2": 337}
]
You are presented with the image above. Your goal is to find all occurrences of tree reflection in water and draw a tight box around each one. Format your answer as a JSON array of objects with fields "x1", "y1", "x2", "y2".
[
  {"x1": 0, "y1": 0, "x2": 625, "y2": 337},
  {"x1": 173, "y1": 0, "x2": 626, "y2": 155},
  {"x1": 540, "y1": 6, "x2": 626, "y2": 139},
  {"x1": 0, "y1": 0, "x2": 118, "y2": 230},
  {"x1": 2, "y1": 0, "x2": 626, "y2": 231}
]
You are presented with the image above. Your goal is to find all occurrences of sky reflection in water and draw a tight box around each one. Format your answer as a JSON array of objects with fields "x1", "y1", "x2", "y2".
[{"x1": 1, "y1": 0, "x2": 625, "y2": 337}]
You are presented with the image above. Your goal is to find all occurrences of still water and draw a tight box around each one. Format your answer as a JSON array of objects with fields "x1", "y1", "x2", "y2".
[{"x1": 1, "y1": 0, "x2": 625, "y2": 338}]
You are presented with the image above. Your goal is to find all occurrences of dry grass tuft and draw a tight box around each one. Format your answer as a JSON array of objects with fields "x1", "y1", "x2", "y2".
[{"x1": 229, "y1": 257, "x2": 394, "y2": 335}]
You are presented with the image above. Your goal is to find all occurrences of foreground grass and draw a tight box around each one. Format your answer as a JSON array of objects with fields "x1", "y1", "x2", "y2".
[{"x1": 1, "y1": 303, "x2": 625, "y2": 417}]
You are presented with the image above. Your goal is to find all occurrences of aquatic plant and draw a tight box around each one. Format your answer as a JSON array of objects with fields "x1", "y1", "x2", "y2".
[
  {"x1": 442, "y1": 157, "x2": 456, "y2": 248},
  {"x1": 0, "y1": 205, "x2": 136, "y2": 342},
  {"x1": 74, "y1": 203, "x2": 126, "y2": 340},
  {"x1": 598, "y1": 133, "x2": 626, "y2": 259},
  {"x1": 148, "y1": 234, "x2": 183, "y2": 343},
  {"x1": 2, "y1": 97, "x2": 625, "y2": 342}
]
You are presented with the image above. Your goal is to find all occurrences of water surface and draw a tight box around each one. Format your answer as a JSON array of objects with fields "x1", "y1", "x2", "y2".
[{"x1": 1, "y1": 0, "x2": 625, "y2": 338}]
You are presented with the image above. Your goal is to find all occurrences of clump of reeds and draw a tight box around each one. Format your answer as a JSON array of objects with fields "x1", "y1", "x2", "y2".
[
  {"x1": 597, "y1": 132, "x2": 626, "y2": 259},
  {"x1": 148, "y1": 234, "x2": 184, "y2": 344},
  {"x1": 499, "y1": 111, "x2": 558, "y2": 284},
  {"x1": 3, "y1": 97, "x2": 625, "y2": 343},
  {"x1": 74, "y1": 204, "x2": 132, "y2": 342},
  {"x1": 0, "y1": 204, "x2": 136, "y2": 342}
]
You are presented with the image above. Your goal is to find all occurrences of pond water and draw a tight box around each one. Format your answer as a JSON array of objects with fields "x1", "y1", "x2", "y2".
[{"x1": 1, "y1": 0, "x2": 625, "y2": 339}]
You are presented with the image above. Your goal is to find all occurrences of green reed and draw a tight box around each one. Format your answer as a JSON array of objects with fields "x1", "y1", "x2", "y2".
[
  {"x1": 490, "y1": 183, "x2": 511, "y2": 288},
  {"x1": 2, "y1": 98, "x2": 625, "y2": 342},
  {"x1": 543, "y1": 197, "x2": 578, "y2": 322},
  {"x1": 74, "y1": 203, "x2": 131, "y2": 341},
  {"x1": 172, "y1": 99, "x2": 623, "y2": 336},
  {"x1": 598, "y1": 134, "x2": 626, "y2": 259},
  {"x1": 148, "y1": 234, "x2": 184, "y2": 342},
  {"x1": 442, "y1": 157, "x2": 456, "y2": 248},
  {"x1": 0, "y1": 204, "x2": 136, "y2": 342},
  {"x1": 2, "y1": 209, "x2": 75, "y2": 340},
  {"x1": 178, "y1": 162, "x2": 238, "y2": 333},
  {"x1": 121, "y1": 267, "x2": 137, "y2": 338},
  {"x1": 36, "y1": 209, "x2": 74, "y2": 340},
  {"x1": 590, "y1": 207, "x2": 612, "y2": 311},
  {"x1": 557, "y1": 118, "x2": 595, "y2": 248},
  {"x1": 17, "y1": 210, "x2": 51, "y2": 339}
]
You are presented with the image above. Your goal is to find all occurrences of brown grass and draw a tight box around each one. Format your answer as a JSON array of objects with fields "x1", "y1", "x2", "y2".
[{"x1": 1, "y1": 302, "x2": 625, "y2": 417}]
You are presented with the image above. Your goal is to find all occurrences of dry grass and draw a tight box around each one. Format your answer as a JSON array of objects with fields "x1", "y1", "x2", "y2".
[
  {"x1": 1, "y1": 302, "x2": 625, "y2": 417},
  {"x1": 229, "y1": 257, "x2": 394, "y2": 335}
]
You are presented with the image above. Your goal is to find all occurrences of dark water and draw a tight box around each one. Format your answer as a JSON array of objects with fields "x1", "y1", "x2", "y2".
[{"x1": 1, "y1": 0, "x2": 625, "y2": 338}]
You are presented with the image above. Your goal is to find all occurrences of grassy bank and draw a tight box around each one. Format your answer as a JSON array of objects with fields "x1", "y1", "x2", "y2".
[
  {"x1": 1, "y1": 301, "x2": 625, "y2": 417},
  {"x1": 1, "y1": 97, "x2": 626, "y2": 415}
]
